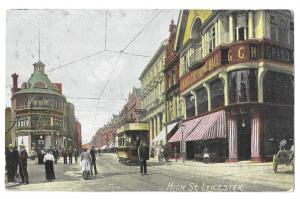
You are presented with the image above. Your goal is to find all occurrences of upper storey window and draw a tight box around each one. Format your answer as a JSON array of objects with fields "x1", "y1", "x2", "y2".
[
  {"x1": 208, "y1": 26, "x2": 216, "y2": 53},
  {"x1": 34, "y1": 81, "x2": 47, "y2": 89},
  {"x1": 269, "y1": 14, "x2": 293, "y2": 47},
  {"x1": 235, "y1": 14, "x2": 248, "y2": 41},
  {"x1": 278, "y1": 19, "x2": 288, "y2": 44}
]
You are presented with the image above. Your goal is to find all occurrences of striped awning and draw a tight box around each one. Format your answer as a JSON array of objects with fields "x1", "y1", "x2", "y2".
[
  {"x1": 152, "y1": 122, "x2": 178, "y2": 142},
  {"x1": 168, "y1": 117, "x2": 203, "y2": 143},
  {"x1": 100, "y1": 145, "x2": 107, "y2": 150},
  {"x1": 185, "y1": 110, "x2": 226, "y2": 141}
]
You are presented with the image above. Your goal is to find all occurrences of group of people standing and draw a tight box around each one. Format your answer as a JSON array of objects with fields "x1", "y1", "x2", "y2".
[{"x1": 5, "y1": 144, "x2": 29, "y2": 185}]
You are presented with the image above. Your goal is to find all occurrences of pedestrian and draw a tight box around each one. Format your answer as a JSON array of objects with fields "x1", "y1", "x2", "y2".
[
  {"x1": 18, "y1": 144, "x2": 29, "y2": 184},
  {"x1": 80, "y1": 147, "x2": 92, "y2": 176},
  {"x1": 53, "y1": 148, "x2": 59, "y2": 164},
  {"x1": 138, "y1": 141, "x2": 149, "y2": 175},
  {"x1": 164, "y1": 145, "x2": 169, "y2": 163},
  {"x1": 203, "y1": 146, "x2": 209, "y2": 164},
  {"x1": 5, "y1": 144, "x2": 19, "y2": 184},
  {"x1": 68, "y1": 148, "x2": 73, "y2": 164},
  {"x1": 43, "y1": 149, "x2": 55, "y2": 181},
  {"x1": 89, "y1": 146, "x2": 97, "y2": 175},
  {"x1": 62, "y1": 148, "x2": 68, "y2": 164},
  {"x1": 74, "y1": 148, "x2": 79, "y2": 164},
  {"x1": 174, "y1": 146, "x2": 178, "y2": 162}
]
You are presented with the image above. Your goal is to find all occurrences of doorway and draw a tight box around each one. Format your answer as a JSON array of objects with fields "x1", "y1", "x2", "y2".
[{"x1": 237, "y1": 115, "x2": 251, "y2": 160}]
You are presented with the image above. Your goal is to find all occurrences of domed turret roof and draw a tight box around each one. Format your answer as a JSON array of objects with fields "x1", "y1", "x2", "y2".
[{"x1": 16, "y1": 61, "x2": 64, "y2": 97}]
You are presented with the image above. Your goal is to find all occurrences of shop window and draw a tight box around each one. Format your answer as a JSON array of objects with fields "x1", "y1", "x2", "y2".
[
  {"x1": 278, "y1": 19, "x2": 288, "y2": 44},
  {"x1": 211, "y1": 79, "x2": 224, "y2": 110},
  {"x1": 196, "y1": 87, "x2": 208, "y2": 115},
  {"x1": 263, "y1": 71, "x2": 294, "y2": 105},
  {"x1": 186, "y1": 94, "x2": 196, "y2": 118}
]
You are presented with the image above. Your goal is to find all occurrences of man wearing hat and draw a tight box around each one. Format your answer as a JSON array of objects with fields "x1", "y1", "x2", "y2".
[
  {"x1": 5, "y1": 144, "x2": 19, "y2": 183},
  {"x1": 19, "y1": 144, "x2": 29, "y2": 184}
]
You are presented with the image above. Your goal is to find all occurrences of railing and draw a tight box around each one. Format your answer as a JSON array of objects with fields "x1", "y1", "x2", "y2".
[{"x1": 189, "y1": 48, "x2": 203, "y2": 68}]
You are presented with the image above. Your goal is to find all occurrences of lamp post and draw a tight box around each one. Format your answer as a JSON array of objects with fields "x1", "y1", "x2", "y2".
[{"x1": 178, "y1": 117, "x2": 185, "y2": 163}]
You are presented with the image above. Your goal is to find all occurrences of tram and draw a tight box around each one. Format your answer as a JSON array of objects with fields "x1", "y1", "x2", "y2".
[{"x1": 116, "y1": 122, "x2": 149, "y2": 162}]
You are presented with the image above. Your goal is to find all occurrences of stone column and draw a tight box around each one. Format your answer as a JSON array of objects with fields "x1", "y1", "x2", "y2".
[
  {"x1": 258, "y1": 67, "x2": 267, "y2": 103},
  {"x1": 248, "y1": 11, "x2": 254, "y2": 39},
  {"x1": 157, "y1": 114, "x2": 161, "y2": 134},
  {"x1": 28, "y1": 134, "x2": 32, "y2": 154},
  {"x1": 203, "y1": 83, "x2": 211, "y2": 111},
  {"x1": 191, "y1": 90, "x2": 198, "y2": 116},
  {"x1": 219, "y1": 72, "x2": 229, "y2": 106},
  {"x1": 149, "y1": 118, "x2": 153, "y2": 143},
  {"x1": 153, "y1": 116, "x2": 157, "y2": 141},
  {"x1": 228, "y1": 115, "x2": 238, "y2": 162},
  {"x1": 251, "y1": 109, "x2": 262, "y2": 162},
  {"x1": 229, "y1": 14, "x2": 234, "y2": 42}
]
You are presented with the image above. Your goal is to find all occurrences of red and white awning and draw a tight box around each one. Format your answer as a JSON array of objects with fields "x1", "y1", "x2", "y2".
[
  {"x1": 186, "y1": 110, "x2": 226, "y2": 141},
  {"x1": 168, "y1": 116, "x2": 202, "y2": 143}
]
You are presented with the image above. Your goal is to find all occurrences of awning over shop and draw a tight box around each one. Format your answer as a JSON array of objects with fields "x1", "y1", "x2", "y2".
[
  {"x1": 152, "y1": 122, "x2": 178, "y2": 142},
  {"x1": 186, "y1": 110, "x2": 226, "y2": 141},
  {"x1": 168, "y1": 117, "x2": 203, "y2": 143},
  {"x1": 108, "y1": 143, "x2": 114, "y2": 149},
  {"x1": 100, "y1": 145, "x2": 107, "y2": 150}
]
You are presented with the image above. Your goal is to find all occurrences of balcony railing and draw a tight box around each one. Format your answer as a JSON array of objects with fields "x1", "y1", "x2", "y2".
[{"x1": 189, "y1": 48, "x2": 203, "y2": 69}]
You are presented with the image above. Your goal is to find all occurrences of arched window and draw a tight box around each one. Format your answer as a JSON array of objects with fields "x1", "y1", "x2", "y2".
[
  {"x1": 186, "y1": 94, "x2": 196, "y2": 118},
  {"x1": 263, "y1": 71, "x2": 294, "y2": 105},
  {"x1": 228, "y1": 69, "x2": 258, "y2": 103},
  {"x1": 196, "y1": 87, "x2": 208, "y2": 114},
  {"x1": 211, "y1": 79, "x2": 224, "y2": 109},
  {"x1": 191, "y1": 18, "x2": 202, "y2": 39}
]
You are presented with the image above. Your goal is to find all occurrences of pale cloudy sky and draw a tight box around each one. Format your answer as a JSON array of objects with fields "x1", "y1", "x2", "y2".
[{"x1": 6, "y1": 9, "x2": 179, "y2": 144}]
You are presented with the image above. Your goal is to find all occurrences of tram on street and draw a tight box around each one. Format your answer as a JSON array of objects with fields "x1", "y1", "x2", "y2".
[{"x1": 116, "y1": 122, "x2": 149, "y2": 162}]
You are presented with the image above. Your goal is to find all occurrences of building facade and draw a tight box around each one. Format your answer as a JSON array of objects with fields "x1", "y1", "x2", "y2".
[
  {"x1": 5, "y1": 107, "x2": 13, "y2": 147},
  {"x1": 168, "y1": 10, "x2": 294, "y2": 162},
  {"x1": 66, "y1": 102, "x2": 76, "y2": 148},
  {"x1": 74, "y1": 120, "x2": 82, "y2": 149},
  {"x1": 10, "y1": 61, "x2": 69, "y2": 152},
  {"x1": 139, "y1": 41, "x2": 167, "y2": 145}
]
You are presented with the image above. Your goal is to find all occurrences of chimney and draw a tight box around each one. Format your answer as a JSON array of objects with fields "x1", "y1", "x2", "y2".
[{"x1": 11, "y1": 73, "x2": 18, "y2": 93}]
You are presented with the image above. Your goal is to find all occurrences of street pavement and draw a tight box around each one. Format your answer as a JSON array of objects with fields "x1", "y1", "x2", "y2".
[{"x1": 6, "y1": 153, "x2": 294, "y2": 192}]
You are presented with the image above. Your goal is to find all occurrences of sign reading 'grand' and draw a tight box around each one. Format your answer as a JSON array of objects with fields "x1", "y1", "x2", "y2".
[{"x1": 180, "y1": 40, "x2": 294, "y2": 92}]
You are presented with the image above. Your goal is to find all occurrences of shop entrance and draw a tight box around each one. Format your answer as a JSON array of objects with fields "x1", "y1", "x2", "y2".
[{"x1": 237, "y1": 115, "x2": 251, "y2": 160}]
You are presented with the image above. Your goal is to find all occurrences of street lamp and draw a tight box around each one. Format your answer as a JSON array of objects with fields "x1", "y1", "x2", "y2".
[{"x1": 178, "y1": 117, "x2": 185, "y2": 163}]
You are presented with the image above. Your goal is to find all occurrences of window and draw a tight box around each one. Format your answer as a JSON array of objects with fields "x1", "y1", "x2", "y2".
[
  {"x1": 263, "y1": 71, "x2": 294, "y2": 105},
  {"x1": 211, "y1": 79, "x2": 224, "y2": 110},
  {"x1": 229, "y1": 69, "x2": 258, "y2": 103},
  {"x1": 289, "y1": 21, "x2": 294, "y2": 47},
  {"x1": 235, "y1": 14, "x2": 248, "y2": 41},
  {"x1": 186, "y1": 94, "x2": 196, "y2": 118},
  {"x1": 278, "y1": 19, "x2": 288, "y2": 44},
  {"x1": 172, "y1": 70, "x2": 176, "y2": 85},
  {"x1": 270, "y1": 15, "x2": 277, "y2": 41},
  {"x1": 209, "y1": 26, "x2": 215, "y2": 53},
  {"x1": 196, "y1": 87, "x2": 208, "y2": 114},
  {"x1": 34, "y1": 81, "x2": 46, "y2": 89}
]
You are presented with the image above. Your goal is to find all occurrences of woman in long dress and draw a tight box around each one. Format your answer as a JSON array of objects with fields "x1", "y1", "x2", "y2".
[
  {"x1": 43, "y1": 150, "x2": 55, "y2": 181},
  {"x1": 80, "y1": 148, "x2": 92, "y2": 175}
]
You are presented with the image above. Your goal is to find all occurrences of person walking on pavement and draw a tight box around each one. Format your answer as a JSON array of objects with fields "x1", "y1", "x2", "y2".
[
  {"x1": 18, "y1": 144, "x2": 29, "y2": 184},
  {"x1": 53, "y1": 148, "x2": 59, "y2": 164},
  {"x1": 43, "y1": 150, "x2": 55, "y2": 181},
  {"x1": 5, "y1": 144, "x2": 19, "y2": 184},
  {"x1": 138, "y1": 141, "x2": 149, "y2": 175},
  {"x1": 62, "y1": 148, "x2": 68, "y2": 164},
  {"x1": 89, "y1": 146, "x2": 97, "y2": 175},
  {"x1": 68, "y1": 148, "x2": 73, "y2": 164},
  {"x1": 174, "y1": 146, "x2": 178, "y2": 162},
  {"x1": 74, "y1": 148, "x2": 79, "y2": 164},
  {"x1": 164, "y1": 145, "x2": 169, "y2": 163},
  {"x1": 80, "y1": 147, "x2": 92, "y2": 177}
]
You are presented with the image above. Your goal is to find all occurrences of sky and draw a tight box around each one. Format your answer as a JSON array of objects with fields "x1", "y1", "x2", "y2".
[{"x1": 5, "y1": 9, "x2": 179, "y2": 144}]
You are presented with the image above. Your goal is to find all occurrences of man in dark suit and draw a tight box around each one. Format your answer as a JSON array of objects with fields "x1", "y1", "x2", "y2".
[
  {"x1": 138, "y1": 141, "x2": 149, "y2": 175},
  {"x1": 5, "y1": 144, "x2": 19, "y2": 183},
  {"x1": 89, "y1": 146, "x2": 97, "y2": 175},
  {"x1": 19, "y1": 144, "x2": 29, "y2": 184}
]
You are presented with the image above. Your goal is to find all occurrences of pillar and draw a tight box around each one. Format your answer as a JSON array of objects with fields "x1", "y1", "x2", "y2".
[
  {"x1": 203, "y1": 83, "x2": 211, "y2": 111},
  {"x1": 157, "y1": 114, "x2": 161, "y2": 135},
  {"x1": 251, "y1": 110, "x2": 262, "y2": 162},
  {"x1": 248, "y1": 11, "x2": 254, "y2": 39},
  {"x1": 228, "y1": 115, "x2": 238, "y2": 162},
  {"x1": 153, "y1": 116, "x2": 157, "y2": 141},
  {"x1": 181, "y1": 96, "x2": 187, "y2": 119},
  {"x1": 258, "y1": 67, "x2": 267, "y2": 103},
  {"x1": 149, "y1": 118, "x2": 153, "y2": 143},
  {"x1": 28, "y1": 134, "x2": 32, "y2": 153},
  {"x1": 219, "y1": 72, "x2": 229, "y2": 106},
  {"x1": 191, "y1": 90, "x2": 198, "y2": 116},
  {"x1": 215, "y1": 21, "x2": 219, "y2": 46},
  {"x1": 229, "y1": 14, "x2": 234, "y2": 42}
]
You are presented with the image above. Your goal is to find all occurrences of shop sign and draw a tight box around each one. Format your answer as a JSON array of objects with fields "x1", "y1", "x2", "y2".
[
  {"x1": 222, "y1": 43, "x2": 259, "y2": 65},
  {"x1": 264, "y1": 44, "x2": 294, "y2": 64}
]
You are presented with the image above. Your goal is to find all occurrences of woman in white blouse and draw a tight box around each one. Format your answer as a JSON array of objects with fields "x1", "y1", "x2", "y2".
[{"x1": 43, "y1": 150, "x2": 55, "y2": 181}]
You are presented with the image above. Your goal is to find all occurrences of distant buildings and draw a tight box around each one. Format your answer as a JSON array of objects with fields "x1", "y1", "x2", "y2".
[{"x1": 9, "y1": 60, "x2": 81, "y2": 152}]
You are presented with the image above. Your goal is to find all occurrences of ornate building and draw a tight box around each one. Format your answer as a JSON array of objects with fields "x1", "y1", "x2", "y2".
[
  {"x1": 10, "y1": 61, "x2": 69, "y2": 152},
  {"x1": 168, "y1": 10, "x2": 294, "y2": 162},
  {"x1": 139, "y1": 41, "x2": 167, "y2": 145}
]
